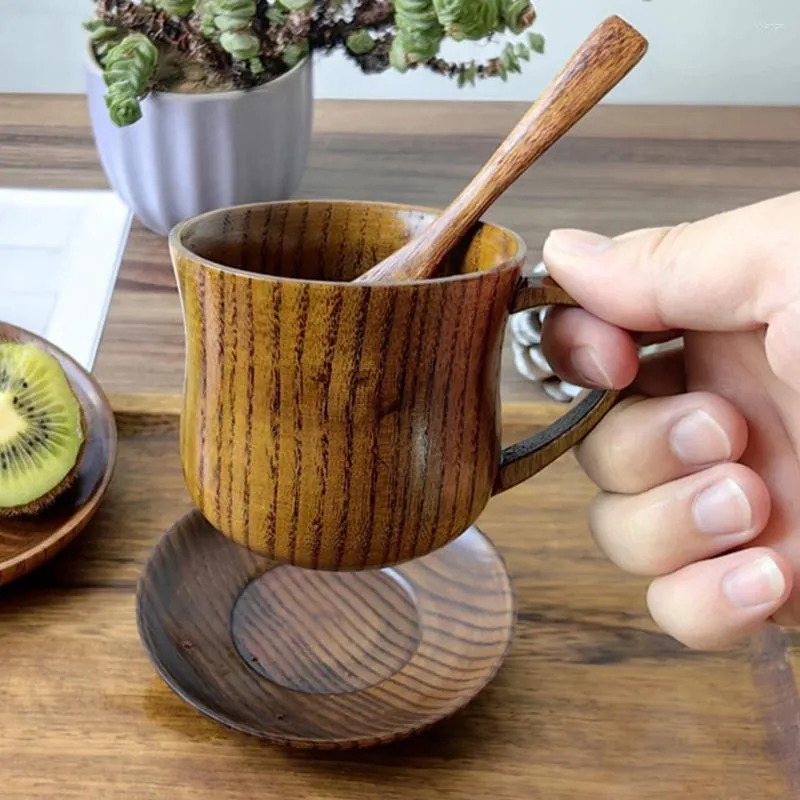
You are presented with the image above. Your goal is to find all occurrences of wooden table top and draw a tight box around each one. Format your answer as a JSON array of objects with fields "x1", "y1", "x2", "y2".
[
  {"x1": 4, "y1": 96, "x2": 800, "y2": 409},
  {"x1": 2, "y1": 94, "x2": 800, "y2": 798}
]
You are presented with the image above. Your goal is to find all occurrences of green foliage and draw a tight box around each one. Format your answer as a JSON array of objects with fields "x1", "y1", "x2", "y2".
[
  {"x1": 204, "y1": 0, "x2": 262, "y2": 62},
  {"x1": 218, "y1": 29, "x2": 261, "y2": 59},
  {"x1": 88, "y1": 0, "x2": 549, "y2": 128},
  {"x1": 282, "y1": 40, "x2": 310, "y2": 67},
  {"x1": 345, "y1": 30, "x2": 376, "y2": 55},
  {"x1": 83, "y1": 19, "x2": 126, "y2": 61},
  {"x1": 152, "y1": 0, "x2": 197, "y2": 15},
  {"x1": 390, "y1": 0, "x2": 538, "y2": 71},
  {"x1": 432, "y1": 0, "x2": 501, "y2": 42},
  {"x1": 455, "y1": 32, "x2": 544, "y2": 87},
  {"x1": 390, "y1": 0, "x2": 444, "y2": 71},
  {"x1": 527, "y1": 30, "x2": 545, "y2": 53},
  {"x1": 101, "y1": 33, "x2": 158, "y2": 126},
  {"x1": 279, "y1": 0, "x2": 315, "y2": 9},
  {"x1": 501, "y1": 0, "x2": 533, "y2": 34}
]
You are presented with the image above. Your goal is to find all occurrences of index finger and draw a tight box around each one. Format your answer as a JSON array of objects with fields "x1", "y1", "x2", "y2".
[{"x1": 542, "y1": 191, "x2": 800, "y2": 334}]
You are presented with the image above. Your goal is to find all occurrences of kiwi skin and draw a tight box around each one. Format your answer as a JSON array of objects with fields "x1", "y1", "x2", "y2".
[
  {"x1": 0, "y1": 405, "x2": 87, "y2": 518},
  {"x1": 0, "y1": 337, "x2": 88, "y2": 519}
]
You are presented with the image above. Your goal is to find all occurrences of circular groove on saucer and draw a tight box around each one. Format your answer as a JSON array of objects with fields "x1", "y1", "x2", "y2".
[
  {"x1": 136, "y1": 510, "x2": 516, "y2": 749},
  {"x1": 231, "y1": 567, "x2": 422, "y2": 694}
]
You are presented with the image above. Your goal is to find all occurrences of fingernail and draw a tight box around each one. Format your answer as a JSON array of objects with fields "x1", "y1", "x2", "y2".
[
  {"x1": 693, "y1": 478, "x2": 751, "y2": 537},
  {"x1": 545, "y1": 229, "x2": 613, "y2": 256},
  {"x1": 722, "y1": 555, "x2": 785, "y2": 609},
  {"x1": 670, "y1": 410, "x2": 732, "y2": 466},
  {"x1": 570, "y1": 346, "x2": 613, "y2": 388}
]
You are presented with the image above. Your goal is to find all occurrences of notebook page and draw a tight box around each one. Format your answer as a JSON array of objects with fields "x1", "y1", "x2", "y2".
[{"x1": 0, "y1": 188, "x2": 132, "y2": 371}]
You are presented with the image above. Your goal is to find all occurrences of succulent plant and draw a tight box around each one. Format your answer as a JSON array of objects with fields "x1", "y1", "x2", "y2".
[
  {"x1": 153, "y1": 0, "x2": 197, "y2": 14},
  {"x1": 101, "y1": 33, "x2": 159, "y2": 126},
  {"x1": 86, "y1": 0, "x2": 546, "y2": 127}
]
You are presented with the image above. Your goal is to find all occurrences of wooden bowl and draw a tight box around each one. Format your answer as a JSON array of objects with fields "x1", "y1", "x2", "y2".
[
  {"x1": 136, "y1": 509, "x2": 517, "y2": 749},
  {"x1": 0, "y1": 323, "x2": 118, "y2": 587}
]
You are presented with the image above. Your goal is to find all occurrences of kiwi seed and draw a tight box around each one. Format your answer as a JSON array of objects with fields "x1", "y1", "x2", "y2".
[{"x1": 0, "y1": 340, "x2": 86, "y2": 517}]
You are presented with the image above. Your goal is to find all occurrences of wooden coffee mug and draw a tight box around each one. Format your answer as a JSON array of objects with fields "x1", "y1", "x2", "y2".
[{"x1": 169, "y1": 199, "x2": 618, "y2": 570}]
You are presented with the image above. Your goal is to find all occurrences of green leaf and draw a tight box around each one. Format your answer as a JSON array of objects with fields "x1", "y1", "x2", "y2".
[
  {"x1": 389, "y1": 38, "x2": 407, "y2": 72},
  {"x1": 278, "y1": 0, "x2": 314, "y2": 10},
  {"x1": 265, "y1": 7, "x2": 285, "y2": 24},
  {"x1": 345, "y1": 30, "x2": 375, "y2": 55},
  {"x1": 213, "y1": 0, "x2": 256, "y2": 14},
  {"x1": 213, "y1": 13, "x2": 247, "y2": 31},
  {"x1": 527, "y1": 31, "x2": 545, "y2": 54},
  {"x1": 393, "y1": 0, "x2": 445, "y2": 63},
  {"x1": 103, "y1": 33, "x2": 158, "y2": 95},
  {"x1": 105, "y1": 85, "x2": 143, "y2": 127},
  {"x1": 153, "y1": 0, "x2": 196, "y2": 15},
  {"x1": 499, "y1": 0, "x2": 534, "y2": 35},
  {"x1": 503, "y1": 42, "x2": 520, "y2": 72},
  {"x1": 464, "y1": 60, "x2": 477, "y2": 85},
  {"x1": 86, "y1": 21, "x2": 124, "y2": 62},
  {"x1": 219, "y1": 30, "x2": 261, "y2": 59},
  {"x1": 433, "y1": 0, "x2": 502, "y2": 42},
  {"x1": 281, "y1": 40, "x2": 309, "y2": 67}
]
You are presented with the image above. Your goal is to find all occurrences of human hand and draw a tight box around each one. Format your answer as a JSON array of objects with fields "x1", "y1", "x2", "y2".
[{"x1": 540, "y1": 191, "x2": 800, "y2": 650}]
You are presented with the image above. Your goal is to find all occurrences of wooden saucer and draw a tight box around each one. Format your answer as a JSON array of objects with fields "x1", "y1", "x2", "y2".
[
  {"x1": 0, "y1": 323, "x2": 118, "y2": 587},
  {"x1": 136, "y1": 509, "x2": 517, "y2": 749}
]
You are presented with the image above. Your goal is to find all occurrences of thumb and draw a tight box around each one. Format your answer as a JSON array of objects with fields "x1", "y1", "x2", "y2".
[{"x1": 541, "y1": 191, "x2": 800, "y2": 334}]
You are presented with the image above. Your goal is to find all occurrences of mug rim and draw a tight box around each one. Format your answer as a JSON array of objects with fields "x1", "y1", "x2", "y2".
[{"x1": 168, "y1": 198, "x2": 528, "y2": 287}]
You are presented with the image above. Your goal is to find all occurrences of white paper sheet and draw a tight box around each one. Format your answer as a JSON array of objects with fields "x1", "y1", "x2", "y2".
[{"x1": 0, "y1": 188, "x2": 132, "y2": 371}]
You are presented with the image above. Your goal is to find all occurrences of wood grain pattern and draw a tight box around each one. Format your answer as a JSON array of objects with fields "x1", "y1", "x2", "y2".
[
  {"x1": 231, "y1": 567, "x2": 421, "y2": 695},
  {"x1": 3, "y1": 97, "x2": 800, "y2": 408},
  {"x1": 0, "y1": 323, "x2": 117, "y2": 586},
  {"x1": 0, "y1": 408, "x2": 794, "y2": 798},
  {"x1": 170, "y1": 199, "x2": 616, "y2": 569},
  {"x1": 1, "y1": 96, "x2": 799, "y2": 797},
  {"x1": 358, "y1": 15, "x2": 648, "y2": 284},
  {"x1": 136, "y1": 508, "x2": 515, "y2": 748}
]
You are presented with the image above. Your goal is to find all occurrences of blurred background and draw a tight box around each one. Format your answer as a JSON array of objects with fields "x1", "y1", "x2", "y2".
[{"x1": 2, "y1": 0, "x2": 799, "y2": 103}]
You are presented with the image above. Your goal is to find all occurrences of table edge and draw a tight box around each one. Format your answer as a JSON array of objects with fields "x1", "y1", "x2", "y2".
[{"x1": 107, "y1": 393, "x2": 566, "y2": 427}]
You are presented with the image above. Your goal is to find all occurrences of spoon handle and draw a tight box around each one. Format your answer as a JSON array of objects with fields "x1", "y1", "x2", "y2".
[{"x1": 356, "y1": 15, "x2": 648, "y2": 284}]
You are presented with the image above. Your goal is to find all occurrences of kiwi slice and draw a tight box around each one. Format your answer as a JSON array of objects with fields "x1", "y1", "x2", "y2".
[{"x1": 0, "y1": 340, "x2": 86, "y2": 517}]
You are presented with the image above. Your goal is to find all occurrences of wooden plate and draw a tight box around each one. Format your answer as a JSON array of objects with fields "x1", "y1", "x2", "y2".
[
  {"x1": 0, "y1": 323, "x2": 118, "y2": 586},
  {"x1": 136, "y1": 509, "x2": 517, "y2": 749}
]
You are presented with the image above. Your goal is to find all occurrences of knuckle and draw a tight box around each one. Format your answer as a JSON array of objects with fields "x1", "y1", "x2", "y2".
[
  {"x1": 765, "y1": 307, "x2": 800, "y2": 391},
  {"x1": 638, "y1": 222, "x2": 693, "y2": 329},
  {"x1": 575, "y1": 396, "x2": 648, "y2": 491},
  {"x1": 587, "y1": 492, "x2": 671, "y2": 577},
  {"x1": 614, "y1": 537, "x2": 675, "y2": 578}
]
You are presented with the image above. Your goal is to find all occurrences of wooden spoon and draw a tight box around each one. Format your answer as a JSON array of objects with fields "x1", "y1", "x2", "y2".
[{"x1": 355, "y1": 14, "x2": 648, "y2": 284}]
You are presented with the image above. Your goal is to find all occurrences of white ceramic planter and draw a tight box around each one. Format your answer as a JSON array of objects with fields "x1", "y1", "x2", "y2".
[{"x1": 84, "y1": 47, "x2": 313, "y2": 236}]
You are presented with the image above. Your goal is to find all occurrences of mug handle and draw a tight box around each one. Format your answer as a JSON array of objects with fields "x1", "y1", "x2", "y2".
[{"x1": 493, "y1": 273, "x2": 620, "y2": 495}]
